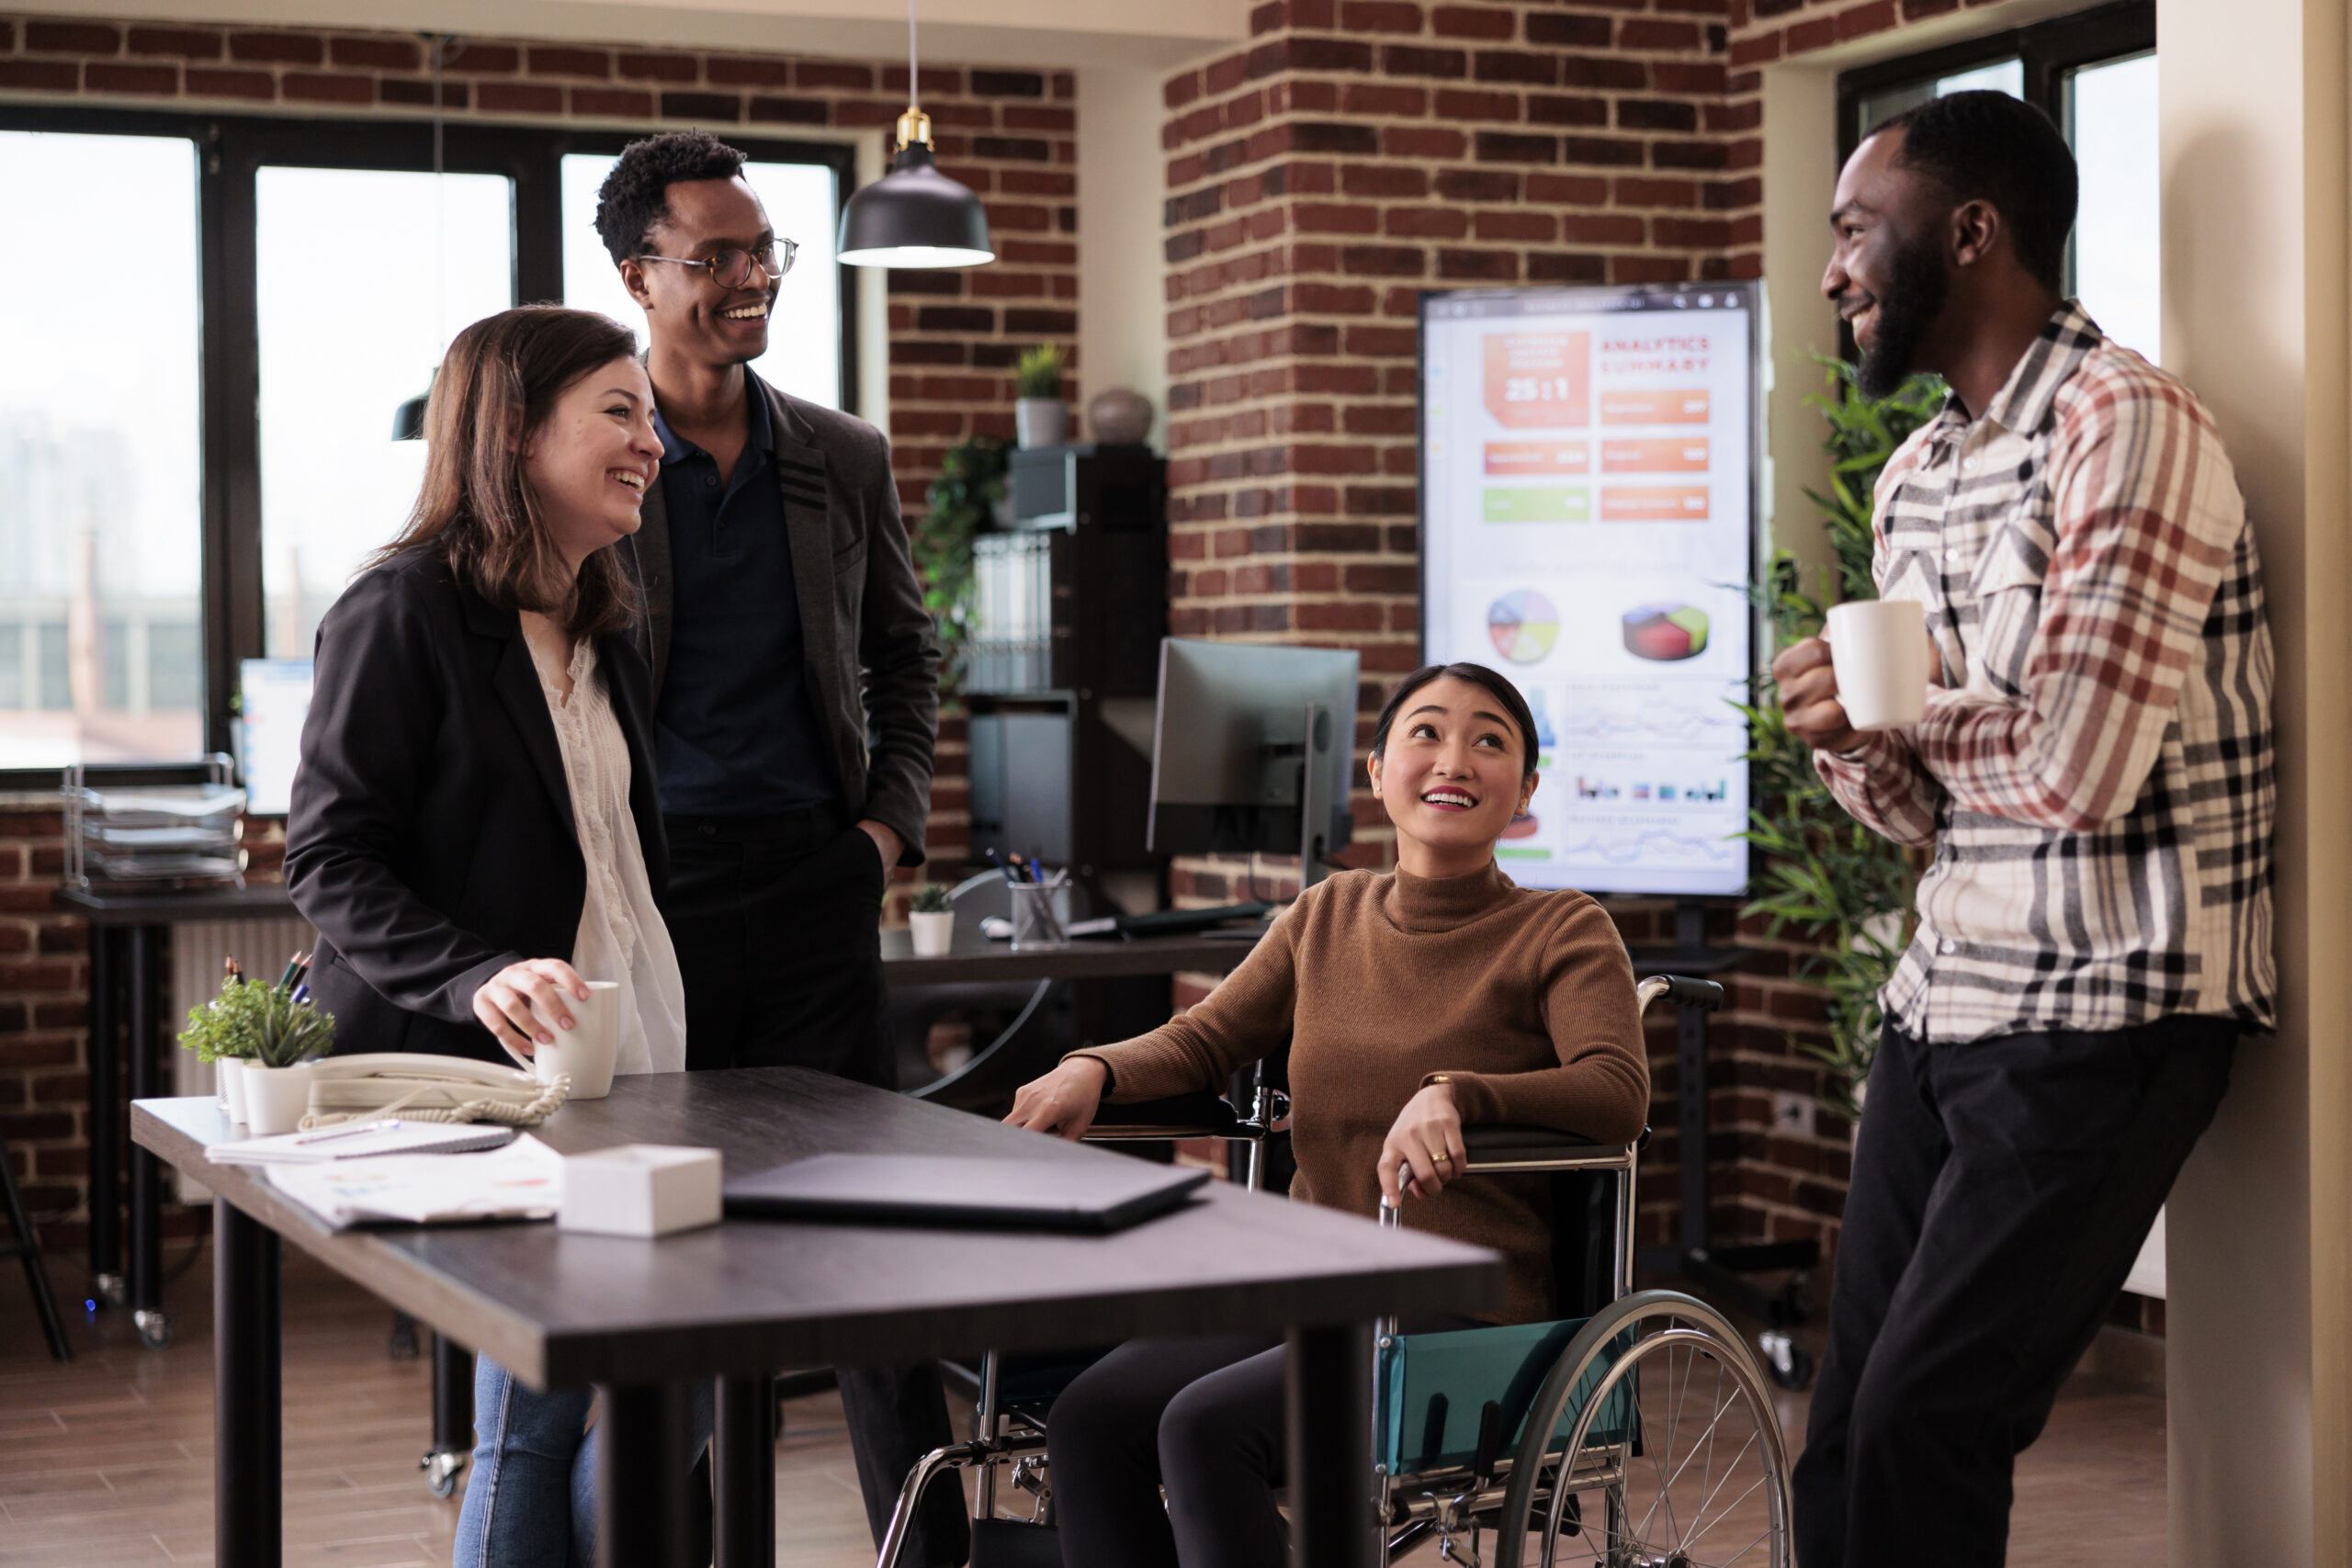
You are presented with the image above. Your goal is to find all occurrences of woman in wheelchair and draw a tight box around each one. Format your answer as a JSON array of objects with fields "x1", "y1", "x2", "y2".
[{"x1": 1004, "y1": 660, "x2": 1648, "y2": 1568}]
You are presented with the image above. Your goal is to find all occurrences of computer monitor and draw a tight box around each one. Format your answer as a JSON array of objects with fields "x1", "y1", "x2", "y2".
[
  {"x1": 237, "y1": 659, "x2": 312, "y2": 818},
  {"x1": 1147, "y1": 638, "x2": 1360, "y2": 883}
]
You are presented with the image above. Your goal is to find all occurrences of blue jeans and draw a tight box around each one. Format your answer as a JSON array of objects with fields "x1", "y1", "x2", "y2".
[{"x1": 453, "y1": 1356, "x2": 714, "y2": 1568}]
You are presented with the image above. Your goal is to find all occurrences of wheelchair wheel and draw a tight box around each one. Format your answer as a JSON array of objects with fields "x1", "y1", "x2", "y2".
[{"x1": 1491, "y1": 1290, "x2": 1792, "y2": 1568}]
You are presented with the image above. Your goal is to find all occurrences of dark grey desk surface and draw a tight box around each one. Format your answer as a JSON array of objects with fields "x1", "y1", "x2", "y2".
[
  {"x1": 132, "y1": 1067, "x2": 1504, "y2": 1389},
  {"x1": 878, "y1": 924, "x2": 1262, "y2": 983}
]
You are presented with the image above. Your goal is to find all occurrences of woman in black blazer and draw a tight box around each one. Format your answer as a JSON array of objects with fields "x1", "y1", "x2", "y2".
[{"x1": 286, "y1": 305, "x2": 693, "y2": 1568}]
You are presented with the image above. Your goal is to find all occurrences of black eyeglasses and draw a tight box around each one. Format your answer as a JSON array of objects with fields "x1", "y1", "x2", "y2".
[{"x1": 635, "y1": 239, "x2": 797, "y2": 288}]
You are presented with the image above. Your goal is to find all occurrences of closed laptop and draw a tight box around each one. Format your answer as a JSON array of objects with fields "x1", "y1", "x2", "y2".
[{"x1": 722, "y1": 1153, "x2": 1210, "y2": 1233}]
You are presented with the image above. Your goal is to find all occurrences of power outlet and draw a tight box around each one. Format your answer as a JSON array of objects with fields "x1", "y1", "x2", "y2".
[{"x1": 1770, "y1": 1092, "x2": 1813, "y2": 1136}]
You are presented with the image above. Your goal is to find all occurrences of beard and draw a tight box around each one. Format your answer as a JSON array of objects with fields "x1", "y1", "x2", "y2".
[{"x1": 1853, "y1": 233, "x2": 1951, "y2": 399}]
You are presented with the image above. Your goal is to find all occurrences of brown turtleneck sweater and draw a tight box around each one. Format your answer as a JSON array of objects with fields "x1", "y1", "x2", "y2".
[{"x1": 1072, "y1": 861, "x2": 1646, "y2": 1324}]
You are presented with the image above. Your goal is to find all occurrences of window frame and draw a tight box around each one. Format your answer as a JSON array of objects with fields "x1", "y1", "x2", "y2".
[
  {"x1": 1835, "y1": 0, "x2": 2155, "y2": 165},
  {"x1": 0, "y1": 106, "x2": 859, "y2": 788}
]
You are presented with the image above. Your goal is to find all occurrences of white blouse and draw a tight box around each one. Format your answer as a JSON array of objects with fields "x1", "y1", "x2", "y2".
[{"x1": 526, "y1": 629, "x2": 687, "y2": 1076}]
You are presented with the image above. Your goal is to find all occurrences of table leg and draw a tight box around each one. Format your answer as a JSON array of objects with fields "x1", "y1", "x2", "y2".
[
  {"x1": 1285, "y1": 1321, "x2": 1375, "y2": 1568},
  {"x1": 597, "y1": 1381, "x2": 692, "y2": 1568},
  {"x1": 216, "y1": 1197, "x2": 281, "y2": 1567},
  {"x1": 86, "y1": 926, "x2": 121, "y2": 1305},
  {"x1": 714, "y1": 1373, "x2": 776, "y2": 1568},
  {"x1": 128, "y1": 925, "x2": 168, "y2": 1347},
  {"x1": 424, "y1": 1334, "x2": 474, "y2": 1497}
]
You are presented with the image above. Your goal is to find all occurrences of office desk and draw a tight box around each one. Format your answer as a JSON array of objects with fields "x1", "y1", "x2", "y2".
[
  {"x1": 878, "y1": 924, "x2": 1261, "y2": 985},
  {"x1": 134, "y1": 1068, "x2": 1501, "y2": 1568},
  {"x1": 54, "y1": 883, "x2": 300, "y2": 1342}
]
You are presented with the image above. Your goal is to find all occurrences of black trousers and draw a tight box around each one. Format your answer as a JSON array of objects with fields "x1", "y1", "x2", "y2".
[
  {"x1": 1792, "y1": 1015, "x2": 2237, "y2": 1568},
  {"x1": 667, "y1": 808, "x2": 970, "y2": 1568}
]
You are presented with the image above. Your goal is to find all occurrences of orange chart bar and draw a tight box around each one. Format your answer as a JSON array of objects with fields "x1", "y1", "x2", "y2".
[
  {"x1": 1600, "y1": 437, "x2": 1710, "y2": 474},
  {"x1": 1600, "y1": 486, "x2": 1711, "y2": 521},
  {"x1": 1600, "y1": 388, "x2": 1710, "y2": 425},
  {"x1": 1485, "y1": 440, "x2": 1591, "y2": 476}
]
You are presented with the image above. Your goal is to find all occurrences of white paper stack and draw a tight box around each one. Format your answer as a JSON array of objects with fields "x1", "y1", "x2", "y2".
[{"x1": 262, "y1": 1134, "x2": 565, "y2": 1230}]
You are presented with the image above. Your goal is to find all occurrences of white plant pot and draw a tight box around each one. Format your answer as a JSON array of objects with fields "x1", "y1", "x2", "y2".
[
  {"x1": 1015, "y1": 398, "x2": 1069, "y2": 449},
  {"x1": 910, "y1": 910, "x2": 956, "y2": 957},
  {"x1": 218, "y1": 1057, "x2": 250, "y2": 1124},
  {"x1": 241, "y1": 1061, "x2": 316, "y2": 1136}
]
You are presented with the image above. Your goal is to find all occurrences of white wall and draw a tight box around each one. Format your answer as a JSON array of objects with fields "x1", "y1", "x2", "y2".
[{"x1": 1075, "y1": 66, "x2": 1173, "y2": 452}]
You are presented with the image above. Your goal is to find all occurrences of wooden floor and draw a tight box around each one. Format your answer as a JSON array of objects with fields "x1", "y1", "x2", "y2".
[{"x1": 0, "y1": 1241, "x2": 2165, "y2": 1566}]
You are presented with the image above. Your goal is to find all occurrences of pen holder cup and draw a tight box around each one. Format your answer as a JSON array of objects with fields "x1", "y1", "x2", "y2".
[{"x1": 1008, "y1": 884, "x2": 1069, "y2": 951}]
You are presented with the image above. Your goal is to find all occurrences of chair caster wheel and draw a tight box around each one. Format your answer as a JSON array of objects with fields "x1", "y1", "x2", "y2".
[
  {"x1": 1758, "y1": 1330, "x2": 1812, "y2": 1391},
  {"x1": 135, "y1": 1310, "x2": 173, "y2": 1349},
  {"x1": 96, "y1": 1272, "x2": 128, "y2": 1310},
  {"x1": 422, "y1": 1450, "x2": 467, "y2": 1498}
]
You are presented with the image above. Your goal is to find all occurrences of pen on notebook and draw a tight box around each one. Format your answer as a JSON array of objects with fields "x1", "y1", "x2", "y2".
[{"x1": 289, "y1": 1119, "x2": 402, "y2": 1145}]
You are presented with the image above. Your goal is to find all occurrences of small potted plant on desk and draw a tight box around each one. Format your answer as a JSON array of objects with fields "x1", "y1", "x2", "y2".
[
  {"x1": 178, "y1": 954, "x2": 337, "y2": 1134},
  {"x1": 910, "y1": 883, "x2": 956, "y2": 957},
  {"x1": 1013, "y1": 344, "x2": 1069, "y2": 449}
]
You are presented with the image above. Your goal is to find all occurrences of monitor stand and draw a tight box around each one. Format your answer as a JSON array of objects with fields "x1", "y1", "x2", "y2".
[{"x1": 1297, "y1": 701, "x2": 1337, "y2": 889}]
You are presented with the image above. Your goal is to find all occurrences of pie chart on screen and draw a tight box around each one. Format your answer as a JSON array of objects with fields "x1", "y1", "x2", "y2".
[
  {"x1": 1487, "y1": 590, "x2": 1560, "y2": 664},
  {"x1": 1621, "y1": 603, "x2": 1711, "y2": 661}
]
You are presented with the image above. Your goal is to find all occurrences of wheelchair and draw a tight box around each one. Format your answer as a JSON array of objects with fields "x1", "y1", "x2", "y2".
[{"x1": 877, "y1": 974, "x2": 1794, "y2": 1568}]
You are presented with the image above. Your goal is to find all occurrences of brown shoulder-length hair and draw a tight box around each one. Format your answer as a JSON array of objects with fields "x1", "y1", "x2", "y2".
[{"x1": 375, "y1": 306, "x2": 644, "y2": 637}]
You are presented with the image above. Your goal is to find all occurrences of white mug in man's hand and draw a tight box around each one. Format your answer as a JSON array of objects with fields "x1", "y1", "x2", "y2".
[
  {"x1": 1826, "y1": 598, "x2": 1932, "y2": 731},
  {"x1": 501, "y1": 979, "x2": 620, "y2": 1099}
]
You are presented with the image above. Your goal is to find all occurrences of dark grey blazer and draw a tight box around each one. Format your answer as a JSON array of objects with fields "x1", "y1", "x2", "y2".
[{"x1": 626, "y1": 370, "x2": 942, "y2": 866}]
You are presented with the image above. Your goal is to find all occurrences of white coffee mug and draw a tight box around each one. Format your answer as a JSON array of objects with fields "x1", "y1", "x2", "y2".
[
  {"x1": 501, "y1": 979, "x2": 620, "y2": 1100},
  {"x1": 1826, "y1": 598, "x2": 1932, "y2": 731}
]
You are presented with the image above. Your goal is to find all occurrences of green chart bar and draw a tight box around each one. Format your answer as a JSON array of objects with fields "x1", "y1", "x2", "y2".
[{"x1": 1484, "y1": 487, "x2": 1591, "y2": 523}]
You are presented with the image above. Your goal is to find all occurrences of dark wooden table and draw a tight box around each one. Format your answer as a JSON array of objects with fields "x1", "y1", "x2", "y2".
[
  {"x1": 134, "y1": 1067, "x2": 1502, "y2": 1568},
  {"x1": 54, "y1": 883, "x2": 299, "y2": 1343}
]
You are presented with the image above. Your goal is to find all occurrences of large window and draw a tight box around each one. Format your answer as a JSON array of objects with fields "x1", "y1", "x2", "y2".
[
  {"x1": 0, "y1": 130, "x2": 204, "y2": 766},
  {"x1": 1839, "y1": 0, "x2": 2160, "y2": 359},
  {"x1": 0, "y1": 111, "x2": 854, "y2": 779}
]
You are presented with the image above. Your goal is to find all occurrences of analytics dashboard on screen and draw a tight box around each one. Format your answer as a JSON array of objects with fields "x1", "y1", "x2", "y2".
[{"x1": 1419, "y1": 283, "x2": 1757, "y2": 897}]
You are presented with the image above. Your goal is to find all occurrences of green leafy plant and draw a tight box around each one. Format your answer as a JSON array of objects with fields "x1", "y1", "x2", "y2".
[
  {"x1": 1738, "y1": 358, "x2": 1944, "y2": 1116},
  {"x1": 910, "y1": 882, "x2": 953, "y2": 914},
  {"x1": 1012, "y1": 344, "x2": 1067, "y2": 400},
  {"x1": 913, "y1": 435, "x2": 1009, "y2": 693},
  {"x1": 178, "y1": 962, "x2": 336, "y2": 1069}
]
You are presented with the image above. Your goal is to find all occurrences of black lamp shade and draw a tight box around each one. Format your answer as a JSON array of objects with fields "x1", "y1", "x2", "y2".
[
  {"x1": 838, "y1": 143, "x2": 994, "y2": 268},
  {"x1": 391, "y1": 390, "x2": 429, "y2": 441}
]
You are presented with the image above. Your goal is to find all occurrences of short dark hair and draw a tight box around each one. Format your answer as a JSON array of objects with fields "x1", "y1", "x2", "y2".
[
  {"x1": 594, "y1": 130, "x2": 747, "y2": 265},
  {"x1": 1869, "y1": 90, "x2": 2077, "y2": 292},
  {"x1": 1370, "y1": 663, "x2": 1541, "y2": 782}
]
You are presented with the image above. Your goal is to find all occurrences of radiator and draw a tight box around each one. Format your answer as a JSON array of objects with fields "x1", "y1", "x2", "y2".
[{"x1": 167, "y1": 915, "x2": 316, "y2": 1201}]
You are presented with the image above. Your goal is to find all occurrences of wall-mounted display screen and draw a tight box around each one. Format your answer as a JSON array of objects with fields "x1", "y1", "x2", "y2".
[{"x1": 1419, "y1": 283, "x2": 1758, "y2": 897}]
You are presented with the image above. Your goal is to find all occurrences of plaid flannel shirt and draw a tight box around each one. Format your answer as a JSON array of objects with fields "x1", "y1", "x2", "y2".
[{"x1": 1815, "y1": 305, "x2": 2276, "y2": 1044}]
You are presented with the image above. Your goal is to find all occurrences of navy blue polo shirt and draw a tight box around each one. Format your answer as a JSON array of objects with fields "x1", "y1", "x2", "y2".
[{"x1": 650, "y1": 388, "x2": 840, "y2": 818}]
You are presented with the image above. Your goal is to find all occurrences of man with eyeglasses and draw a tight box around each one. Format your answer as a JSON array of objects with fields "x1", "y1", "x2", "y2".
[{"x1": 594, "y1": 131, "x2": 963, "y2": 1566}]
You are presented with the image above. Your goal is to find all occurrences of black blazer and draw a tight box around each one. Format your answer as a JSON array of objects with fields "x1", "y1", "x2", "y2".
[
  {"x1": 625, "y1": 370, "x2": 941, "y2": 864},
  {"x1": 284, "y1": 549, "x2": 668, "y2": 1064}
]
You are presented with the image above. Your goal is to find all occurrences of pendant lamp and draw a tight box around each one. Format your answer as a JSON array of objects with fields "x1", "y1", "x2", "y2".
[
  {"x1": 393, "y1": 34, "x2": 453, "y2": 439},
  {"x1": 837, "y1": 0, "x2": 994, "y2": 268}
]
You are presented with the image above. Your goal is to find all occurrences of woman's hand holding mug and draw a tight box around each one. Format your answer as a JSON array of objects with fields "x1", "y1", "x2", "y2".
[
  {"x1": 1004, "y1": 1055, "x2": 1111, "y2": 1141},
  {"x1": 1379, "y1": 1079, "x2": 1466, "y2": 1209},
  {"x1": 472, "y1": 958, "x2": 592, "y2": 1060}
]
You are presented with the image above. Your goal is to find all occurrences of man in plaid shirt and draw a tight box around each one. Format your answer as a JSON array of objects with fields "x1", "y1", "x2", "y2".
[{"x1": 1774, "y1": 92, "x2": 2274, "y2": 1565}]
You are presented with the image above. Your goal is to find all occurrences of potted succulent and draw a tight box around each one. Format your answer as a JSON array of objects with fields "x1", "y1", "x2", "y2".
[
  {"x1": 1012, "y1": 344, "x2": 1069, "y2": 449},
  {"x1": 909, "y1": 883, "x2": 956, "y2": 957},
  {"x1": 178, "y1": 955, "x2": 337, "y2": 1134}
]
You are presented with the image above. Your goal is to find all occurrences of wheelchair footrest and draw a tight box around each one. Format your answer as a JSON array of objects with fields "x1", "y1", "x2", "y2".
[{"x1": 971, "y1": 1517, "x2": 1061, "y2": 1568}]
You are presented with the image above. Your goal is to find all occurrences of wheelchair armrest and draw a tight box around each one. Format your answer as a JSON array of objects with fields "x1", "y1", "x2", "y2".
[{"x1": 1085, "y1": 1090, "x2": 1246, "y2": 1140}]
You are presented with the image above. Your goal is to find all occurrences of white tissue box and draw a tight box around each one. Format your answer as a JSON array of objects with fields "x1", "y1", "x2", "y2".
[{"x1": 559, "y1": 1145, "x2": 723, "y2": 1237}]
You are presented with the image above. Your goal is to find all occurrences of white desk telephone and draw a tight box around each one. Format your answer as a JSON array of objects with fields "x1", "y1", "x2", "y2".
[{"x1": 304, "y1": 1054, "x2": 569, "y2": 1127}]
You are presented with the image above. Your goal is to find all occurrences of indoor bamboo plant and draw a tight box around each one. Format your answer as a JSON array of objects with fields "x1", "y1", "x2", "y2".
[{"x1": 1737, "y1": 359, "x2": 1944, "y2": 1116}]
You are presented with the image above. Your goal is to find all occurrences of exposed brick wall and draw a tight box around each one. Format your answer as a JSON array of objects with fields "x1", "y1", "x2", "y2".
[{"x1": 0, "y1": 11, "x2": 1089, "y2": 1248}]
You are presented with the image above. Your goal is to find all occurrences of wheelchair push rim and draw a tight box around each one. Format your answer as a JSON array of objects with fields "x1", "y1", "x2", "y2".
[{"x1": 1492, "y1": 1289, "x2": 1792, "y2": 1568}]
